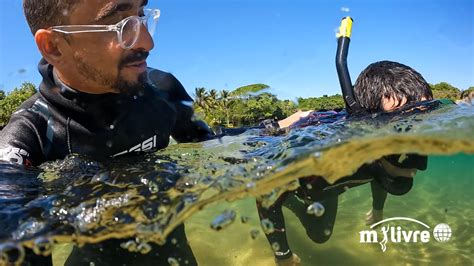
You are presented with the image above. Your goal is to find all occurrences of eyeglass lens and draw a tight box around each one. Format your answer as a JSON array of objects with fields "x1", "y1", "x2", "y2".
[{"x1": 121, "y1": 15, "x2": 156, "y2": 49}]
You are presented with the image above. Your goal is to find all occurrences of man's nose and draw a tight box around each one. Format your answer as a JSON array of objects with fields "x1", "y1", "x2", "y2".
[{"x1": 134, "y1": 24, "x2": 154, "y2": 52}]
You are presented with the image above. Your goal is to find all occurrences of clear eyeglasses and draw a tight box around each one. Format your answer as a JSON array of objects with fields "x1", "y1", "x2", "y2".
[{"x1": 51, "y1": 9, "x2": 160, "y2": 49}]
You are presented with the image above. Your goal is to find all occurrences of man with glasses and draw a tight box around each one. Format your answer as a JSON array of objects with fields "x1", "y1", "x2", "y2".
[{"x1": 0, "y1": 0, "x2": 213, "y2": 265}]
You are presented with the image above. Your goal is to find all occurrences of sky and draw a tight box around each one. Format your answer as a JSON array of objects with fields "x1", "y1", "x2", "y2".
[{"x1": 0, "y1": 0, "x2": 473, "y2": 101}]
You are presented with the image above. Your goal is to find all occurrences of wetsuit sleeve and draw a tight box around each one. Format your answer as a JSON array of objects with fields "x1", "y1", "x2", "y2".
[
  {"x1": 171, "y1": 101, "x2": 215, "y2": 142},
  {"x1": 256, "y1": 195, "x2": 294, "y2": 260},
  {"x1": 0, "y1": 111, "x2": 44, "y2": 166},
  {"x1": 147, "y1": 69, "x2": 215, "y2": 142}
]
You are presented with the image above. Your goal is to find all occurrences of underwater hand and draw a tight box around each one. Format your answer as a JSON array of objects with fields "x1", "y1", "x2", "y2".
[
  {"x1": 379, "y1": 158, "x2": 417, "y2": 178},
  {"x1": 275, "y1": 253, "x2": 302, "y2": 266}
]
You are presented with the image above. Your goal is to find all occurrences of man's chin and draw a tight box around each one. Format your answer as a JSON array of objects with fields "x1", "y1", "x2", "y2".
[{"x1": 115, "y1": 72, "x2": 148, "y2": 95}]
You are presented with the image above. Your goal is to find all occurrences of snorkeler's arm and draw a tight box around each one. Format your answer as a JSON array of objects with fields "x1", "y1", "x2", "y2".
[
  {"x1": 278, "y1": 110, "x2": 314, "y2": 128},
  {"x1": 256, "y1": 197, "x2": 294, "y2": 260},
  {"x1": 0, "y1": 111, "x2": 44, "y2": 166}
]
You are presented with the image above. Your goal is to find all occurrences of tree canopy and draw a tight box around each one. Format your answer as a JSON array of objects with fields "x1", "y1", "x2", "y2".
[
  {"x1": 0, "y1": 82, "x2": 37, "y2": 127},
  {"x1": 430, "y1": 82, "x2": 461, "y2": 101}
]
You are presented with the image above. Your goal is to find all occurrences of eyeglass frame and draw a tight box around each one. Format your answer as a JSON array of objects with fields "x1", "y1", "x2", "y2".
[{"x1": 50, "y1": 8, "x2": 160, "y2": 49}]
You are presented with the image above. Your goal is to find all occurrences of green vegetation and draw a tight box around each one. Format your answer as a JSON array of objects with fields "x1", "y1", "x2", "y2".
[
  {"x1": 297, "y1": 95, "x2": 344, "y2": 111},
  {"x1": 194, "y1": 85, "x2": 297, "y2": 127},
  {"x1": 430, "y1": 82, "x2": 461, "y2": 101},
  {"x1": 0, "y1": 82, "x2": 37, "y2": 127},
  {"x1": 0, "y1": 81, "x2": 471, "y2": 129}
]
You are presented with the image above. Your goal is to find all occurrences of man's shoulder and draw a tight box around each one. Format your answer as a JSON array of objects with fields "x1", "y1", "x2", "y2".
[
  {"x1": 147, "y1": 68, "x2": 193, "y2": 102},
  {"x1": 11, "y1": 92, "x2": 50, "y2": 123}
]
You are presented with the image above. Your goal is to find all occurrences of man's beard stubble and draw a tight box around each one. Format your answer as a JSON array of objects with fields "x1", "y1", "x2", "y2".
[{"x1": 73, "y1": 50, "x2": 149, "y2": 95}]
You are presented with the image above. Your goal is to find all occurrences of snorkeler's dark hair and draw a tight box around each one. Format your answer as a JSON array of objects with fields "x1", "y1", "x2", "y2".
[
  {"x1": 354, "y1": 61, "x2": 433, "y2": 112},
  {"x1": 23, "y1": 0, "x2": 78, "y2": 35}
]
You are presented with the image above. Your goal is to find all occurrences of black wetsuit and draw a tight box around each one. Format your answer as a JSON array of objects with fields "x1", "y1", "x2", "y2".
[{"x1": 0, "y1": 59, "x2": 214, "y2": 266}]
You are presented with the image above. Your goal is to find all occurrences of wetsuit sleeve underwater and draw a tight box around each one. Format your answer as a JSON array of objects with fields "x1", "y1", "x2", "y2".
[{"x1": 147, "y1": 69, "x2": 214, "y2": 142}]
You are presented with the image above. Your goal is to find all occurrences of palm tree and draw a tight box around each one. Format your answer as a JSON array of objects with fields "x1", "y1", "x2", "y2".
[
  {"x1": 194, "y1": 87, "x2": 207, "y2": 110},
  {"x1": 220, "y1": 90, "x2": 231, "y2": 127}
]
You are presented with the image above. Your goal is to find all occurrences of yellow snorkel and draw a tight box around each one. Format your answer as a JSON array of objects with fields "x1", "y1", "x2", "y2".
[{"x1": 335, "y1": 17, "x2": 363, "y2": 115}]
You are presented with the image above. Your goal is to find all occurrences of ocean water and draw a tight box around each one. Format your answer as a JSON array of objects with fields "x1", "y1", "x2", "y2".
[{"x1": 1, "y1": 100, "x2": 473, "y2": 265}]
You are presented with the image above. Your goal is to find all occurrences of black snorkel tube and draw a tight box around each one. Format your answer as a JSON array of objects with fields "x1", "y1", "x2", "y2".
[{"x1": 336, "y1": 17, "x2": 364, "y2": 115}]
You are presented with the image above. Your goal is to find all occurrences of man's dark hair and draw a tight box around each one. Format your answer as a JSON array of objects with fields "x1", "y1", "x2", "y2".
[
  {"x1": 23, "y1": 0, "x2": 78, "y2": 35},
  {"x1": 354, "y1": 61, "x2": 433, "y2": 112}
]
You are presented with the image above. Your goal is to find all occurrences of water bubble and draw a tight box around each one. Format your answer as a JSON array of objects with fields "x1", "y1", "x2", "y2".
[
  {"x1": 90, "y1": 262, "x2": 95, "y2": 266},
  {"x1": 210, "y1": 210, "x2": 236, "y2": 231},
  {"x1": 313, "y1": 152, "x2": 322, "y2": 158},
  {"x1": 260, "y1": 219, "x2": 275, "y2": 234},
  {"x1": 137, "y1": 243, "x2": 152, "y2": 254},
  {"x1": 168, "y1": 257, "x2": 180, "y2": 266},
  {"x1": 184, "y1": 260, "x2": 189, "y2": 265},
  {"x1": 306, "y1": 184, "x2": 313, "y2": 189},
  {"x1": 109, "y1": 124, "x2": 115, "y2": 130},
  {"x1": 33, "y1": 237, "x2": 53, "y2": 256},
  {"x1": 241, "y1": 216, "x2": 250, "y2": 224},
  {"x1": 271, "y1": 242, "x2": 280, "y2": 252},
  {"x1": 0, "y1": 243, "x2": 25, "y2": 265},
  {"x1": 171, "y1": 238, "x2": 178, "y2": 245},
  {"x1": 250, "y1": 229, "x2": 260, "y2": 239},
  {"x1": 307, "y1": 202, "x2": 325, "y2": 217},
  {"x1": 324, "y1": 229, "x2": 332, "y2": 236}
]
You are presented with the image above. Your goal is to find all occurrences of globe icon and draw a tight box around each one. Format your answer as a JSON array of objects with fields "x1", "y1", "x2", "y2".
[{"x1": 433, "y1": 223, "x2": 452, "y2": 242}]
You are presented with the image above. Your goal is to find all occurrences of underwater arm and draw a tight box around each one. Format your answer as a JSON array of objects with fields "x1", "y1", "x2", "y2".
[{"x1": 256, "y1": 197, "x2": 295, "y2": 261}]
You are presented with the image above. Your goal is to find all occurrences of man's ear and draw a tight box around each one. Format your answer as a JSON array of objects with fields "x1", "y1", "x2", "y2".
[{"x1": 34, "y1": 29, "x2": 65, "y2": 65}]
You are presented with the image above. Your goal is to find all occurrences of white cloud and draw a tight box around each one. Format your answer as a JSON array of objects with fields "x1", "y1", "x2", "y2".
[{"x1": 341, "y1": 7, "x2": 350, "y2": 12}]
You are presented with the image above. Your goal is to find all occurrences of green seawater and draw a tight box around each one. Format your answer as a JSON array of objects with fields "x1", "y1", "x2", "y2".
[
  {"x1": 1, "y1": 101, "x2": 473, "y2": 265},
  {"x1": 182, "y1": 154, "x2": 473, "y2": 266}
]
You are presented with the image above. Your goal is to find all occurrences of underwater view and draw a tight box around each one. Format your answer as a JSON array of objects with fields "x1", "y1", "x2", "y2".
[{"x1": 1, "y1": 100, "x2": 473, "y2": 265}]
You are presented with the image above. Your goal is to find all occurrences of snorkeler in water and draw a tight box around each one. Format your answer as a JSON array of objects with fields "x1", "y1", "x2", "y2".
[{"x1": 257, "y1": 60, "x2": 434, "y2": 266}]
